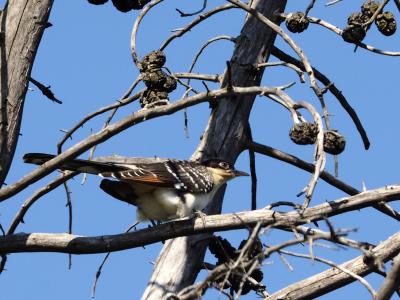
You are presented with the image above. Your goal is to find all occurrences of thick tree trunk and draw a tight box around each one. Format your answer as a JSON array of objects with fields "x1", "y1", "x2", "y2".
[
  {"x1": 0, "y1": 0, "x2": 53, "y2": 186},
  {"x1": 141, "y1": 1, "x2": 287, "y2": 298}
]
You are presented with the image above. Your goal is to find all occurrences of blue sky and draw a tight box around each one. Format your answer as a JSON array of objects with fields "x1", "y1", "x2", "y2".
[{"x1": 0, "y1": 0, "x2": 399, "y2": 299}]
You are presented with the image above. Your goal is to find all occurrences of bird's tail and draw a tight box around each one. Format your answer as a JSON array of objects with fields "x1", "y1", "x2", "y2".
[{"x1": 23, "y1": 153, "x2": 126, "y2": 175}]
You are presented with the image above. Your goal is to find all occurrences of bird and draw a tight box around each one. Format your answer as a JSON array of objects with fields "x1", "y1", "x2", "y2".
[{"x1": 23, "y1": 153, "x2": 248, "y2": 222}]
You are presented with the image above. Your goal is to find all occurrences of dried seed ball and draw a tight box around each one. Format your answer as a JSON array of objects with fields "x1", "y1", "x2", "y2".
[
  {"x1": 131, "y1": 0, "x2": 150, "y2": 9},
  {"x1": 285, "y1": 12, "x2": 309, "y2": 33},
  {"x1": 111, "y1": 0, "x2": 132, "y2": 12},
  {"x1": 140, "y1": 90, "x2": 169, "y2": 108},
  {"x1": 88, "y1": 0, "x2": 108, "y2": 4},
  {"x1": 238, "y1": 238, "x2": 263, "y2": 260},
  {"x1": 347, "y1": 12, "x2": 369, "y2": 26},
  {"x1": 163, "y1": 76, "x2": 177, "y2": 93},
  {"x1": 209, "y1": 236, "x2": 237, "y2": 264},
  {"x1": 289, "y1": 122, "x2": 318, "y2": 145},
  {"x1": 361, "y1": 0, "x2": 380, "y2": 17},
  {"x1": 141, "y1": 50, "x2": 166, "y2": 71},
  {"x1": 375, "y1": 11, "x2": 397, "y2": 36},
  {"x1": 142, "y1": 69, "x2": 168, "y2": 89},
  {"x1": 342, "y1": 25, "x2": 366, "y2": 43},
  {"x1": 323, "y1": 130, "x2": 346, "y2": 155}
]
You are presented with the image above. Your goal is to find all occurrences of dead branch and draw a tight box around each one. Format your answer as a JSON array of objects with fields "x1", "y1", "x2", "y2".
[
  {"x1": 248, "y1": 141, "x2": 400, "y2": 221},
  {"x1": 268, "y1": 231, "x2": 400, "y2": 299},
  {"x1": 375, "y1": 252, "x2": 400, "y2": 300},
  {"x1": 1, "y1": 184, "x2": 400, "y2": 254},
  {"x1": 0, "y1": 86, "x2": 296, "y2": 202},
  {"x1": 271, "y1": 46, "x2": 370, "y2": 150}
]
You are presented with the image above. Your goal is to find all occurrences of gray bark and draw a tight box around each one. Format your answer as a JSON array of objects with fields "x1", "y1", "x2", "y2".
[
  {"x1": 141, "y1": 1, "x2": 287, "y2": 299},
  {"x1": 0, "y1": 0, "x2": 53, "y2": 186}
]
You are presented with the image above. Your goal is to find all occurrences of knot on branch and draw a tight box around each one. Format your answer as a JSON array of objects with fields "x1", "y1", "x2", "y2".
[{"x1": 139, "y1": 50, "x2": 177, "y2": 109}]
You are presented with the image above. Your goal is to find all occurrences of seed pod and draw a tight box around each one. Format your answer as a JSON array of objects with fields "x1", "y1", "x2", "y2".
[
  {"x1": 361, "y1": 0, "x2": 380, "y2": 17},
  {"x1": 347, "y1": 12, "x2": 369, "y2": 26},
  {"x1": 141, "y1": 50, "x2": 166, "y2": 72},
  {"x1": 131, "y1": 0, "x2": 151, "y2": 9},
  {"x1": 289, "y1": 122, "x2": 318, "y2": 145},
  {"x1": 323, "y1": 130, "x2": 346, "y2": 155},
  {"x1": 111, "y1": 0, "x2": 132, "y2": 12},
  {"x1": 140, "y1": 90, "x2": 169, "y2": 109},
  {"x1": 163, "y1": 75, "x2": 177, "y2": 93},
  {"x1": 88, "y1": 0, "x2": 108, "y2": 4},
  {"x1": 342, "y1": 25, "x2": 366, "y2": 43},
  {"x1": 375, "y1": 11, "x2": 397, "y2": 36},
  {"x1": 142, "y1": 69, "x2": 168, "y2": 89},
  {"x1": 208, "y1": 236, "x2": 237, "y2": 264},
  {"x1": 285, "y1": 12, "x2": 309, "y2": 33}
]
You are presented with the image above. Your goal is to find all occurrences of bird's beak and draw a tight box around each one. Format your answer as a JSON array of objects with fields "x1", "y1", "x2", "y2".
[{"x1": 232, "y1": 169, "x2": 249, "y2": 177}]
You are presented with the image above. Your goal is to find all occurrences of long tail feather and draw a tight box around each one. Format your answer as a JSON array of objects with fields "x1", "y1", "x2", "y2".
[{"x1": 23, "y1": 153, "x2": 126, "y2": 175}]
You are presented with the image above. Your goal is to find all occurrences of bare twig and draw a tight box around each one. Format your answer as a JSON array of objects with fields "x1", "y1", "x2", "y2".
[
  {"x1": 257, "y1": 61, "x2": 305, "y2": 83},
  {"x1": 295, "y1": 101, "x2": 326, "y2": 206},
  {"x1": 131, "y1": 0, "x2": 164, "y2": 68},
  {"x1": 248, "y1": 141, "x2": 400, "y2": 221},
  {"x1": 325, "y1": 0, "x2": 343, "y2": 6},
  {"x1": 159, "y1": 4, "x2": 237, "y2": 51},
  {"x1": 91, "y1": 222, "x2": 139, "y2": 298},
  {"x1": 271, "y1": 46, "x2": 370, "y2": 149},
  {"x1": 176, "y1": 0, "x2": 207, "y2": 17},
  {"x1": 57, "y1": 78, "x2": 142, "y2": 154},
  {"x1": 29, "y1": 77, "x2": 62, "y2": 104},
  {"x1": 304, "y1": 0, "x2": 317, "y2": 17},
  {"x1": 269, "y1": 231, "x2": 400, "y2": 299},
  {"x1": 6, "y1": 171, "x2": 78, "y2": 235},
  {"x1": 278, "y1": 249, "x2": 377, "y2": 298},
  {"x1": 63, "y1": 178, "x2": 73, "y2": 269}
]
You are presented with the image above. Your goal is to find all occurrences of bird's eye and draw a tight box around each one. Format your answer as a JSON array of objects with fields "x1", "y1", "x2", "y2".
[{"x1": 219, "y1": 162, "x2": 229, "y2": 169}]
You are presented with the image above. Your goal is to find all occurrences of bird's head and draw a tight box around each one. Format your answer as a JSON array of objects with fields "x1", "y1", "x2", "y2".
[{"x1": 203, "y1": 159, "x2": 249, "y2": 185}]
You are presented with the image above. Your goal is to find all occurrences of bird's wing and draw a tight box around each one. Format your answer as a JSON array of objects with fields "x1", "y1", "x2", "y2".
[
  {"x1": 101, "y1": 160, "x2": 214, "y2": 193},
  {"x1": 99, "y1": 161, "x2": 181, "y2": 188}
]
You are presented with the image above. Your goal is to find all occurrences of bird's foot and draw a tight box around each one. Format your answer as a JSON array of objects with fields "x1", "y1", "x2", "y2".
[{"x1": 192, "y1": 210, "x2": 208, "y2": 227}]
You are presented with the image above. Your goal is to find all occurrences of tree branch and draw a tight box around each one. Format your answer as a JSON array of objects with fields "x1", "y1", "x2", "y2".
[
  {"x1": 1, "y1": 184, "x2": 400, "y2": 254},
  {"x1": 268, "y1": 231, "x2": 400, "y2": 299}
]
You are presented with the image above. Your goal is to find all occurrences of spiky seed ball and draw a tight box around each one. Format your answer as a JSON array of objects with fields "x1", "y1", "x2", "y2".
[
  {"x1": 348, "y1": 12, "x2": 369, "y2": 26},
  {"x1": 111, "y1": 0, "x2": 133, "y2": 12},
  {"x1": 142, "y1": 69, "x2": 168, "y2": 89},
  {"x1": 361, "y1": 0, "x2": 380, "y2": 17},
  {"x1": 208, "y1": 236, "x2": 237, "y2": 264},
  {"x1": 375, "y1": 11, "x2": 397, "y2": 36},
  {"x1": 289, "y1": 122, "x2": 318, "y2": 145},
  {"x1": 163, "y1": 76, "x2": 177, "y2": 93},
  {"x1": 285, "y1": 12, "x2": 309, "y2": 33},
  {"x1": 238, "y1": 238, "x2": 263, "y2": 260},
  {"x1": 342, "y1": 25, "x2": 366, "y2": 43},
  {"x1": 131, "y1": 0, "x2": 151, "y2": 9},
  {"x1": 141, "y1": 50, "x2": 166, "y2": 72},
  {"x1": 88, "y1": 0, "x2": 108, "y2": 4},
  {"x1": 140, "y1": 90, "x2": 169, "y2": 109},
  {"x1": 323, "y1": 130, "x2": 346, "y2": 155}
]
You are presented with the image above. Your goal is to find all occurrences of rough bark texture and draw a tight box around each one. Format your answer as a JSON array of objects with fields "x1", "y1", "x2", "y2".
[
  {"x1": 141, "y1": 1, "x2": 287, "y2": 299},
  {"x1": 0, "y1": 0, "x2": 53, "y2": 186}
]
